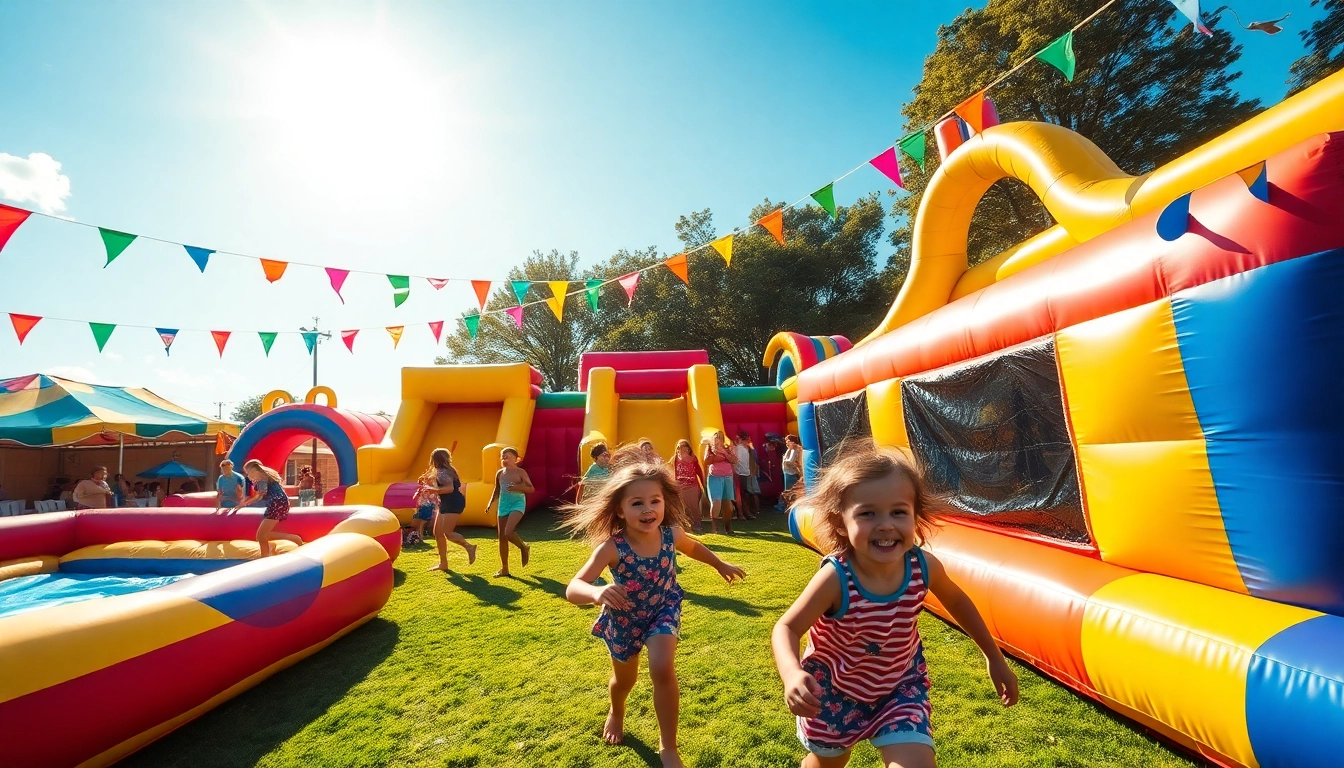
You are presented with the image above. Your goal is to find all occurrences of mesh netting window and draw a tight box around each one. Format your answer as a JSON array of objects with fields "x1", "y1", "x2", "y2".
[
  {"x1": 815, "y1": 391, "x2": 872, "y2": 467},
  {"x1": 899, "y1": 338, "x2": 1088, "y2": 544}
]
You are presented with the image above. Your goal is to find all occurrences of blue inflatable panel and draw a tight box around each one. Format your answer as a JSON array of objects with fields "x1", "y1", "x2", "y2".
[
  {"x1": 60, "y1": 558, "x2": 237, "y2": 576},
  {"x1": 1246, "y1": 614, "x2": 1344, "y2": 768},
  {"x1": 162, "y1": 555, "x2": 324, "y2": 621}
]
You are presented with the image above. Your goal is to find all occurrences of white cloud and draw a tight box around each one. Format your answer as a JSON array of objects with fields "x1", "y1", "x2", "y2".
[
  {"x1": 42, "y1": 365, "x2": 100, "y2": 383},
  {"x1": 0, "y1": 152, "x2": 71, "y2": 214}
]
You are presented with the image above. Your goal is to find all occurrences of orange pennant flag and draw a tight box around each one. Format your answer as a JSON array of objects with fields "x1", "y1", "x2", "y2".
[
  {"x1": 710, "y1": 234, "x2": 734, "y2": 266},
  {"x1": 757, "y1": 209, "x2": 785, "y2": 245},
  {"x1": 386, "y1": 325, "x2": 404, "y2": 349},
  {"x1": 259, "y1": 258, "x2": 288, "y2": 283},
  {"x1": 547, "y1": 281, "x2": 568, "y2": 322},
  {"x1": 954, "y1": 90, "x2": 987, "y2": 134},
  {"x1": 471, "y1": 280, "x2": 491, "y2": 310},
  {"x1": 664, "y1": 253, "x2": 689, "y2": 285}
]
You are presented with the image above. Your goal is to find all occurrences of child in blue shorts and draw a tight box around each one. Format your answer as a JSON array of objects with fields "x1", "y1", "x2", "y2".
[{"x1": 486, "y1": 447, "x2": 535, "y2": 578}]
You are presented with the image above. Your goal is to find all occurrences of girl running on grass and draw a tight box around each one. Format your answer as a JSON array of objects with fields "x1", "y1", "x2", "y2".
[
  {"x1": 771, "y1": 443, "x2": 1017, "y2": 768},
  {"x1": 486, "y1": 447, "x2": 534, "y2": 578},
  {"x1": 423, "y1": 448, "x2": 477, "y2": 572},
  {"x1": 230, "y1": 460, "x2": 304, "y2": 557},
  {"x1": 563, "y1": 460, "x2": 746, "y2": 768}
]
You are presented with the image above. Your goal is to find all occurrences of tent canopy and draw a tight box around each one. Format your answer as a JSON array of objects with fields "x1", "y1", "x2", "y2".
[
  {"x1": 0, "y1": 374, "x2": 240, "y2": 447},
  {"x1": 137, "y1": 459, "x2": 207, "y2": 479}
]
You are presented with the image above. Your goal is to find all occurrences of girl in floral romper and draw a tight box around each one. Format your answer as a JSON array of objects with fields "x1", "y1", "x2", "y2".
[
  {"x1": 772, "y1": 444, "x2": 1017, "y2": 767},
  {"x1": 564, "y1": 459, "x2": 746, "y2": 768}
]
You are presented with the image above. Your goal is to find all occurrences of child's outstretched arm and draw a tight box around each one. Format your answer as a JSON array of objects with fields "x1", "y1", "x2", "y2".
[
  {"x1": 565, "y1": 541, "x2": 628, "y2": 609},
  {"x1": 771, "y1": 566, "x2": 842, "y2": 718},
  {"x1": 671, "y1": 528, "x2": 745, "y2": 583},
  {"x1": 925, "y1": 552, "x2": 1019, "y2": 706},
  {"x1": 229, "y1": 490, "x2": 260, "y2": 514}
]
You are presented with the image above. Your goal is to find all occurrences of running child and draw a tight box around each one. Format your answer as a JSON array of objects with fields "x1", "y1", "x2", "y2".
[
  {"x1": 424, "y1": 448, "x2": 476, "y2": 572},
  {"x1": 486, "y1": 447, "x2": 534, "y2": 577},
  {"x1": 771, "y1": 444, "x2": 1017, "y2": 768},
  {"x1": 230, "y1": 460, "x2": 305, "y2": 557},
  {"x1": 563, "y1": 460, "x2": 746, "y2": 768}
]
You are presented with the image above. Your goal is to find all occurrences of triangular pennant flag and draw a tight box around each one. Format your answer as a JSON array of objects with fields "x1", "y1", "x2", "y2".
[
  {"x1": 258, "y1": 332, "x2": 278, "y2": 356},
  {"x1": 870, "y1": 148, "x2": 905, "y2": 189},
  {"x1": 427, "y1": 278, "x2": 449, "y2": 290},
  {"x1": 1236, "y1": 162, "x2": 1269, "y2": 202},
  {"x1": 510, "y1": 280, "x2": 531, "y2": 304},
  {"x1": 156, "y1": 328, "x2": 178, "y2": 356},
  {"x1": 9, "y1": 313, "x2": 41, "y2": 344},
  {"x1": 388, "y1": 275, "x2": 410, "y2": 307},
  {"x1": 1036, "y1": 31, "x2": 1077, "y2": 81},
  {"x1": 302, "y1": 331, "x2": 318, "y2": 354},
  {"x1": 1156, "y1": 193, "x2": 1192, "y2": 241},
  {"x1": 618, "y1": 272, "x2": 640, "y2": 306},
  {"x1": 811, "y1": 184, "x2": 838, "y2": 221},
  {"x1": 546, "y1": 281, "x2": 568, "y2": 322},
  {"x1": 260, "y1": 259, "x2": 288, "y2": 283},
  {"x1": 898, "y1": 132, "x2": 927, "y2": 172},
  {"x1": 1167, "y1": 0, "x2": 1213, "y2": 35},
  {"x1": 954, "y1": 91, "x2": 987, "y2": 134},
  {"x1": 211, "y1": 330, "x2": 231, "y2": 357},
  {"x1": 429, "y1": 320, "x2": 444, "y2": 343},
  {"x1": 464, "y1": 313, "x2": 481, "y2": 339},
  {"x1": 471, "y1": 280, "x2": 491, "y2": 310},
  {"x1": 757, "y1": 209, "x2": 785, "y2": 246},
  {"x1": 711, "y1": 235, "x2": 734, "y2": 266},
  {"x1": 585, "y1": 278, "x2": 603, "y2": 312},
  {"x1": 89, "y1": 322, "x2": 116, "y2": 352},
  {"x1": 505, "y1": 305, "x2": 524, "y2": 329},
  {"x1": 184, "y1": 246, "x2": 214, "y2": 273},
  {"x1": 98, "y1": 228, "x2": 137, "y2": 267},
  {"x1": 326, "y1": 268, "x2": 350, "y2": 303},
  {"x1": 386, "y1": 326, "x2": 404, "y2": 348},
  {"x1": 341, "y1": 329, "x2": 359, "y2": 352},
  {"x1": 664, "y1": 254, "x2": 689, "y2": 285},
  {"x1": 0, "y1": 204, "x2": 32, "y2": 253}
]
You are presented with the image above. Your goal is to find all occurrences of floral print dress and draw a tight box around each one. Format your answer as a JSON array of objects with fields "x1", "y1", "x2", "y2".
[{"x1": 592, "y1": 527, "x2": 684, "y2": 662}]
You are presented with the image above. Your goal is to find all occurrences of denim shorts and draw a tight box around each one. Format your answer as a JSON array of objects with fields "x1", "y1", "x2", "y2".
[{"x1": 706, "y1": 474, "x2": 735, "y2": 502}]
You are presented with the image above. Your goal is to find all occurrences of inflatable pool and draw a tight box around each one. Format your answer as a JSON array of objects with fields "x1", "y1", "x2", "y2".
[{"x1": 0, "y1": 505, "x2": 400, "y2": 768}]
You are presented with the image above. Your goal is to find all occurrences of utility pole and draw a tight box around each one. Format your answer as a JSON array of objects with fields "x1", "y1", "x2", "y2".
[
  {"x1": 214, "y1": 401, "x2": 227, "y2": 420},
  {"x1": 299, "y1": 318, "x2": 333, "y2": 503}
]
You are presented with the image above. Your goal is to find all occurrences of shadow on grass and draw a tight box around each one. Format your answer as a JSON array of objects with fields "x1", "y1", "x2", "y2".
[
  {"x1": 683, "y1": 589, "x2": 762, "y2": 616},
  {"x1": 446, "y1": 571, "x2": 522, "y2": 610},
  {"x1": 120, "y1": 617, "x2": 400, "y2": 768},
  {"x1": 393, "y1": 569, "x2": 407, "y2": 587},
  {"x1": 525, "y1": 574, "x2": 572, "y2": 601}
]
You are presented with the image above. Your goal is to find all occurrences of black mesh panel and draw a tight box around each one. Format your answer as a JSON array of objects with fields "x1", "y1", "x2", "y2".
[{"x1": 815, "y1": 391, "x2": 871, "y2": 467}]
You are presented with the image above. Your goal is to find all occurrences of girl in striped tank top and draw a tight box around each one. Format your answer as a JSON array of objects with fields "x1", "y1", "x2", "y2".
[{"x1": 772, "y1": 445, "x2": 1017, "y2": 767}]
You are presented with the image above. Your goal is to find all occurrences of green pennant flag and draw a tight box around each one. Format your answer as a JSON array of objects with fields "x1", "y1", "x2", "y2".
[
  {"x1": 585, "y1": 279, "x2": 603, "y2": 311},
  {"x1": 510, "y1": 280, "x2": 531, "y2": 304},
  {"x1": 89, "y1": 322, "x2": 116, "y2": 352},
  {"x1": 464, "y1": 313, "x2": 481, "y2": 339},
  {"x1": 810, "y1": 184, "x2": 838, "y2": 220},
  {"x1": 388, "y1": 275, "x2": 410, "y2": 307},
  {"x1": 898, "y1": 132, "x2": 927, "y2": 171},
  {"x1": 98, "y1": 228, "x2": 137, "y2": 267},
  {"x1": 1037, "y1": 31, "x2": 1076, "y2": 82},
  {"x1": 258, "y1": 331, "x2": 278, "y2": 356}
]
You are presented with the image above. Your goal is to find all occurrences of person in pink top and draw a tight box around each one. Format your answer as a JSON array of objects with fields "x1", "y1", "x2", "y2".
[
  {"x1": 670, "y1": 439, "x2": 705, "y2": 532},
  {"x1": 772, "y1": 443, "x2": 1017, "y2": 767},
  {"x1": 700, "y1": 430, "x2": 737, "y2": 535}
]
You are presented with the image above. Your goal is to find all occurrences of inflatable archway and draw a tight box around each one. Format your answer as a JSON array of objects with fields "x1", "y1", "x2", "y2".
[
  {"x1": 228, "y1": 390, "x2": 389, "y2": 486},
  {"x1": 762, "y1": 332, "x2": 851, "y2": 386}
]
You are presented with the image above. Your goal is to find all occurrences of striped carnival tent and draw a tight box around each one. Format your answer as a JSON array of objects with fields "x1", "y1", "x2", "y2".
[{"x1": 0, "y1": 374, "x2": 239, "y2": 447}]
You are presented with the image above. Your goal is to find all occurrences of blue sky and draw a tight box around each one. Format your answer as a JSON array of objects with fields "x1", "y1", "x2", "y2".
[{"x1": 0, "y1": 0, "x2": 1320, "y2": 416}]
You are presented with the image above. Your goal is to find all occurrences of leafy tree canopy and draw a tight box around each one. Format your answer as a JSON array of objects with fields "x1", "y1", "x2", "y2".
[
  {"x1": 1287, "y1": 0, "x2": 1343, "y2": 96},
  {"x1": 230, "y1": 394, "x2": 265, "y2": 426}
]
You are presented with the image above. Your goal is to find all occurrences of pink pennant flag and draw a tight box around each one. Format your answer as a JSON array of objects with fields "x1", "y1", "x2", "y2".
[
  {"x1": 428, "y1": 320, "x2": 444, "y2": 343},
  {"x1": 505, "y1": 305, "x2": 524, "y2": 329},
  {"x1": 869, "y1": 147, "x2": 904, "y2": 189},
  {"x1": 618, "y1": 272, "x2": 640, "y2": 307},
  {"x1": 341, "y1": 329, "x2": 359, "y2": 352},
  {"x1": 427, "y1": 278, "x2": 449, "y2": 290},
  {"x1": 326, "y1": 268, "x2": 350, "y2": 303}
]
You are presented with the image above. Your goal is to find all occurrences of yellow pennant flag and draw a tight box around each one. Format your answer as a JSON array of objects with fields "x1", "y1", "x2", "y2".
[
  {"x1": 711, "y1": 234, "x2": 734, "y2": 266},
  {"x1": 547, "y1": 281, "x2": 568, "y2": 321},
  {"x1": 386, "y1": 325, "x2": 404, "y2": 348}
]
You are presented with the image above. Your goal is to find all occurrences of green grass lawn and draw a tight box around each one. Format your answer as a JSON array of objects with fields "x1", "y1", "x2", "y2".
[{"x1": 123, "y1": 513, "x2": 1199, "y2": 768}]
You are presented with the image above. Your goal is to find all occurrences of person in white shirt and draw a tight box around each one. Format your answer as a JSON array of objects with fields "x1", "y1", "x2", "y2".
[
  {"x1": 733, "y1": 431, "x2": 760, "y2": 519},
  {"x1": 72, "y1": 466, "x2": 115, "y2": 509}
]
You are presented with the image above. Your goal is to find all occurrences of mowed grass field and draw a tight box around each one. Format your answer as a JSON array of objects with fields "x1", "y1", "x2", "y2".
[{"x1": 123, "y1": 513, "x2": 1200, "y2": 768}]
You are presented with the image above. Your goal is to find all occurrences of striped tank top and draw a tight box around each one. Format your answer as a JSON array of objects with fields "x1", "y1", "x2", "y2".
[{"x1": 802, "y1": 548, "x2": 928, "y2": 703}]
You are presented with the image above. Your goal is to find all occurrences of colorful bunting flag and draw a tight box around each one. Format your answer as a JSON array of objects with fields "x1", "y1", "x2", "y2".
[
  {"x1": 471, "y1": 280, "x2": 491, "y2": 310},
  {"x1": 586, "y1": 279, "x2": 603, "y2": 311},
  {"x1": 98, "y1": 228, "x2": 136, "y2": 267},
  {"x1": 89, "y1": 322, "x2": 116, "y2": 352},
  {"x1": 547, "y1": 281, "x2": 568, "y2": 321},
  {"x1": 326, "y1": 268, "x2": 350, "y2": 303},
  {"x1": 1167, "y1": 0, "x2": 1213, "y2": 35},
  {"x1": 869, "y1": 148, "x2": 904, "y2": 189},
  {"x1": 711, "y1": 235, "x2": 734, "y2": 266},
  {"x1": 506, "y1": 305, "x2": 524, "y2": 329},
  {"x1": 954, "y1": 91, "x2": 988, "y2": 134},
  {"x1": 211, "y1": 330, "x2": 231, "y2": 357},
  {"x1": 618, "y1": 272, "x2": 640, "y2": 306},
  {"x1": 1236, "y1": 162, "x2": 1269, "y2": 202},
  {"x1": 664, "y1": 254, "x2": 689, "y2": 285},
  {"x1": 1156, "y1": 193, "x2": 1192, "y2": 241},
  {"x1": 341, "y1": 329, "x2": 359, "y2": 352},
  {"x1": 388, "y1": 275, "x2": 410, "y2": 307},
  {"x1": 464, "y1": 313, "x2": 481, "y2": 339},
  {"x1": 898, "y1": 132, "x2": 927, "y2": 172},
  {"x1": 429, "y1": 320, "x2": 445, "y2": 343},
  {"x1": 757, "y1": 209, "x2": 785, "y2": 246},
  {"x1": 386, "y1": 326, "x2": 404, "y2": 348},
  {"x1": 302, "y1": 331, "x2": 319, "y2": 354},
  {"x1": 427, "y1": 278, "x2": 449, "y2": 290},
  {"x1": 511, "y1": 280, "x2": 531, "y2": 304},
  {"x1": 156, "y1": 327, "x2": 178, "y2": 356},
  {"x1": 258, "y1": 332, "x2": 278, "y2": 356},
  {"x1": 811, "y1": 184, "x2": 838, "y2": 221},
  {"x1": 0, "y1": 204, "x2": 32, "y2": 253},
  {"x1": 9, "y1": 313, "x2": 41, "y2": 344},
  {"x1": 184, "y1": 246, "x2": 213, "y2": 273},
  {"x1": 1037, "y1": 31, "x2": 1077, "y2": 81},
  {"x1": 260, "y1": 259, "x2": 288, "y2": 283}
]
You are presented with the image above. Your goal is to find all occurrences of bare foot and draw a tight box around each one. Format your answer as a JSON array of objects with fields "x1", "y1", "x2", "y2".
[
  {"x1": 466, "y1": 543, "x2": 478, "y2": 565},
  {"x1": 603, "y1": 707, "x2": 624, "y2": 745},
  {"x1": 520, "y1": 543, "x2": 531, "y2": 567},
  {"x1": 494, "y1": 569, "x2": 510, "y2": 578},
  {"x1": 427, "y1": 563, "x2": 447, "y2": 572},
  {"x1": 659, "y1": 747, "x2": 684, "y2": 768}
]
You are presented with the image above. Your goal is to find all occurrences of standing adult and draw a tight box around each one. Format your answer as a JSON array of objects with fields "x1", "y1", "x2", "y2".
[
  {"x1": 671, "y1": 439, "x2": 706, "y2": 532},
  {"x1": 778, "y1": 435, "x2": 803, "y2": 511},
  {"x1": 215, "y1": 460, "x2": 246, "y2": 512},
  {"x1": 701, "y1": 431, "x2": 736, "y2": 535},
  {"x1": 733, "y1": 431, "x2": 760, "y2": 520},
  {"x1": 72, "y1": 466, "x2": 115, "y2": 509},
  {"x1": 111, "y1": 473, "x2": 133, "y2": 507},
  {"x1": 297, "y1": 466, "x2": 316, "y2": 506}
]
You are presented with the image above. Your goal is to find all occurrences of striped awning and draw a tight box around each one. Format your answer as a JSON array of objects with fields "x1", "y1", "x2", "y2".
[{"x1": 0, "y1": 374, "x2": 240, "y2": 447}]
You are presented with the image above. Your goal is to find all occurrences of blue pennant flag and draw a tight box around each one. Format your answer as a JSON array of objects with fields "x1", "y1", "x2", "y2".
[
  {"x1": 301, "y1": 331, "x2": 318, "y2": 354},
  {"x1": 184, "y1": 245, "x2": 214, "y2": 272},
  {"x1": 156, "y1": 328, "x2": 178, "y2": 356}
]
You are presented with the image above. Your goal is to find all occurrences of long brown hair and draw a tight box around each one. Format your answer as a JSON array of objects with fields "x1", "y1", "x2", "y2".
[
  {"x1": 807, "y1": 440, "x2": 942, "y2": 558},
  {"x1": 241, "y1": 459, "x2": 284, "y2": 487},
  {"x1": 560, "y1": 460, "x2": 690, "y2": 547}
]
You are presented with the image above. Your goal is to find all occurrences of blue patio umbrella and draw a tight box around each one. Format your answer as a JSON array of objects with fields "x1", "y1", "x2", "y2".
[{"x1": 137, "y1": 459, "x2": 206, "y2": 494}]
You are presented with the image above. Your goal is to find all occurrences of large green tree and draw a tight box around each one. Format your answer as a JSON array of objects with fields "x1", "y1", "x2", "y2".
[
  {"x1": 1287, "y1": 0, "x2": 1343, "y2": 95},
  {"x1": 230, "y1": 394, "x2": 265, "y2": 426},
  {"x1": 888, "y1": 0, "x2": 1261, "y2": 271}
]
